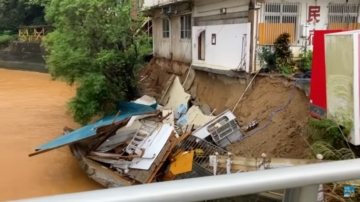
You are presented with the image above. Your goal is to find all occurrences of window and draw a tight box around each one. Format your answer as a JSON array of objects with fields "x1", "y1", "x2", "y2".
[
  {"x1": 162, "y1": 18, "x2": 170, "y2": 38},
  {"x1": 264, "y1": 3, "x2": 298, "y2": 24},
  {"x1": 180, "y1": 15, "x2": 191, "y2": 39},
  {"x1": 328, "y1": 4, "x2": 359, "y2": 30},
  {"x1": 259, "y1": 2, "x2": 299, "y2": 45}
]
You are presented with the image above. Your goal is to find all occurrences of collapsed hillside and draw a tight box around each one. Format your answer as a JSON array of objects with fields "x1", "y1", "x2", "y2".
[
  {"x1": 139, "y1": 59, "x2": 311, "y2": 159},
  {"x1": 229, "y1": 77, "x2": 311, "y2": 159}
]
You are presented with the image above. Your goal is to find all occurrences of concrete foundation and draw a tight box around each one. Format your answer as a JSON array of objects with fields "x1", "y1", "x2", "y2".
[{"x1": 0, "y1": 41, "x2": 47, "y2": 73}]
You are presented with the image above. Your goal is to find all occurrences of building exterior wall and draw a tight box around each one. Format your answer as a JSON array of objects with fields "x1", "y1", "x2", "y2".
[
  {"x1": 193, "y1": 0, "x2": 250, "y2": 26},
  {"x1": 190, "y1": 0, "x2": 254, "y2": 74},
  {"x1": 192, "y1": 23, "x2": 251, "y2": 72},
  {"x1": 256, "y1": 0, "x2": 360, "y2": 56},
  {"x1": 150, "y1": 3, "x2": 192, "y2": 63},
  {"x1": 144, "y1": 0, "x2": 257, "y2": 73}
]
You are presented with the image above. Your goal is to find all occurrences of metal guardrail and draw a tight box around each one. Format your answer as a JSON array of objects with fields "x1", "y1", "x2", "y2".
[{"x1": 12, "y1": 158, "x2": 360, "y2": 202}]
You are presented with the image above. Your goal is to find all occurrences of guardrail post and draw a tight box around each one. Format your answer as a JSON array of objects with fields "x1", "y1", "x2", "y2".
[{"x1": 283, "y1": 185, "x2": 319, "y2": 202}]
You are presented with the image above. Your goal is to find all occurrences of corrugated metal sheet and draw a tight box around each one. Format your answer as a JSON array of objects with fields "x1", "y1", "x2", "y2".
[{"x1": 35, "y1": 102, "x2": 157, "y2": 151}]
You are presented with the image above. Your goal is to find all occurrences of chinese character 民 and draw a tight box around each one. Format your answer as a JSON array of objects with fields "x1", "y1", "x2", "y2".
[
  {"x1": 308, "y1": 30, "x2": 314, "y2": 45},
  {"x1": 307, "y1": 6, "x2": 320, "y2": 23}
]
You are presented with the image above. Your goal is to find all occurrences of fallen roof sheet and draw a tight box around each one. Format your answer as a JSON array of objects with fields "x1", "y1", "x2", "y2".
[
  {"x1": 34, "y1": 102, "x2": 157, "y2": 151},
  {"x1": 163, "y1": 76, "x2": 191, "y2": 110}
]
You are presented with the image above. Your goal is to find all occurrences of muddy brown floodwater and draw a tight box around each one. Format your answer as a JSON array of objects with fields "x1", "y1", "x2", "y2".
[{"x1": 0, "y1": 69, "x2": 102, "y2": 201}]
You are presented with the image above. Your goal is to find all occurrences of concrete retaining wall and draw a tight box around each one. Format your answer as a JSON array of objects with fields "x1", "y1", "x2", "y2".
[{"x1": 0, "y1": 41, "x2": 47, "y2": 73}]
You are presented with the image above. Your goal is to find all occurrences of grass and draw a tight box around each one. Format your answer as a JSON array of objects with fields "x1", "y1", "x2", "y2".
[
  {"x1": 303, "y1": 117, "x2": 359, "y2": 201},
  {"x1": 0, "y1": 34, "x2": 15, "y2": 48}
]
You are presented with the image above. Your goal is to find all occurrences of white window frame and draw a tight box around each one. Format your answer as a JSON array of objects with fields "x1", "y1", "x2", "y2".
[
  {"x1": 264, "y1": 2, "x2": 299, "y2": 23},
  {"x1": 162, "y1": 18, "x2": 170, "y2": 38},
  {"x1": 328, "y1": 4, "x2": 359, "y2": 24},
  {"x1": 263, "y1": 2, "x2": 300, "y2": 43},
  {"x1": 180, "y1": 15, "x2": 191, "y2": 39}
]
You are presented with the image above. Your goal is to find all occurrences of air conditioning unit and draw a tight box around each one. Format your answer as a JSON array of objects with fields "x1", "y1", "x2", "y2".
[{"x1": 191, "y1": 110, "x2": 243, "y2": 148}]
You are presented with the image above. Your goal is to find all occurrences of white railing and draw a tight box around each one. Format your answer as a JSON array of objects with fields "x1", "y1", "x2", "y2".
[{"x1": 12, "y1": 158, "x2": 360, "y2": 202}]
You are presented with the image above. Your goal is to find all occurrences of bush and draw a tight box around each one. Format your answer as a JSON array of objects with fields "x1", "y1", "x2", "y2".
[
  {"x1": 306, "y1": 118, "x2": 352, "y2": 150},
  {"x1": 299, "y1": 50, "x2": 312, "y2": 71},
  {"x1": 304, "y1": 117, "x2": 357, "y2": 201},
  {"x1": 274, "y1": 33, "x2": 295, "y2": 73},
  {"x1": 0, "y1": 33, "x2": 15, "y2": 48},
  {"x1": 258, "y1": 46, "x2": 276, "y2": 69}
]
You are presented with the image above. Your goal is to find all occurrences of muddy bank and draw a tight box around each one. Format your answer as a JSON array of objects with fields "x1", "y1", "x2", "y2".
[
  {"x1": 190, "y1": 70, "x2": 248, "y2": 115},
  {"x1": 0, "y1": 69, "x2": 102, "y2": 201},
  {"x1": 138, "y1": 58, "x2": 189, "y2": 100},
  {"x1": 140, "y1": 58, "x2": 311, "y2": 159},
  {"x1": 229, "y1": 77, "x2": 311, "y2": 159}
]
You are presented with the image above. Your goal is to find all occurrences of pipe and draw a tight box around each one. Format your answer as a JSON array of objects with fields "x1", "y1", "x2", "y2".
[
  {"x1": 13, "y1": 158, "x2": 360, "y2": 202},
  {"x1": 236, "y1": 78, "x2": 310, "y2": 142}
]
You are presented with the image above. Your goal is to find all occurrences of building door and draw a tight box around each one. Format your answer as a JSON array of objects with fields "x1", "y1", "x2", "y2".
[{"x1": 198, "y1": 31, "x2": 205, "y2": 60}]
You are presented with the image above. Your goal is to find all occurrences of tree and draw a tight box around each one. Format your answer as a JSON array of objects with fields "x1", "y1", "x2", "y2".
[
  {"x1": 35, "y1": 0, "x2": 151, "y2": 125},
  {"x1": 0, "y1": 0, "x2": 45, "y2": 33}
]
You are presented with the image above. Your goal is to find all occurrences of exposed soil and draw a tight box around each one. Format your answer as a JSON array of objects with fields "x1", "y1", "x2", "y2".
[
  {"x1": 138, "y1": 59, "x2": 172, "y2": 100},
  {"x1": 229, "y1": 76, "x2": 311, "y2": 159},
  {"x1": 139, "y1": 58, "x2": 311, "y2": 159},
  {"x1": 138, "y1": 58, "x2": 189, "y2": 101},
  {"x1": 189, "y1": 70, "x2": 247, "y2": 114}
]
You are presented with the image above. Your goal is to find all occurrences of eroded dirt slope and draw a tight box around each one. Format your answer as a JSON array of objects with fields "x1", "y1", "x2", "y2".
[
  {"x1": 139, "y1": 59, "x2": 311, "y2": 159},
  {"x1": 138, "y1": 59, "x2": 172, "y2": 100},
  {"x1": 229, "y1": 77, "x2": 311, "y2": 159}
]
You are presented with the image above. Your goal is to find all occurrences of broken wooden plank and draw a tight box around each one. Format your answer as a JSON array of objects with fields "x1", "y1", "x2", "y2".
[
  {"x1": 90, "y1": 110, "x2": 122, "y2": 151},
  {"x1": 159, "y1": 74, "x2": 176, "y2": 105}
]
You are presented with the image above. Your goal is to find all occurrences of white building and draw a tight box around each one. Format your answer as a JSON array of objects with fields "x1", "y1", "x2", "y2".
[
  {"x1": 143, "y1": 0, "x2": 193, "y2": 63},
  {"x1": 143, "y1": 0, "x2": 360, "y2": 74},
  {"x1": 256, "y1": 0, "x2": 360, "y2": 70},
  {"x1": 191, "y1": 0, "x2": 253, "y2": 75}
]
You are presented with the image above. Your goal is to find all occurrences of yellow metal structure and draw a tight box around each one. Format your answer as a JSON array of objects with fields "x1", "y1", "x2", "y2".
[
  {"x1": 169, "y1": 149, "x2": 194, "y2": 175},
  {"x1": 17, "y1": 25, "x2": 52, "y2": 42},
  {"x1": 18, "y1": 29, "x2": 29, "y2": 42}
]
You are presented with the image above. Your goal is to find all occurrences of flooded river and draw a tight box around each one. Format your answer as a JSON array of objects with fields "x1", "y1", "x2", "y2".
[{"x1": 0, "y1": 69, "x2": 102, "y2": 201}]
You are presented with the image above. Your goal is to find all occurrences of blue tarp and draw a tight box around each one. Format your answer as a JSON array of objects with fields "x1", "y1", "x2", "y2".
[{"x1": 36, "y1": 102, "x2": 157, "y2": 151}]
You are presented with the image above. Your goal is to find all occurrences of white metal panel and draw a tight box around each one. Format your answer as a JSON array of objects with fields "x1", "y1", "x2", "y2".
[
  {"x1": 325, "y1": 30, "x2": 360, "y2": 145},
  {"x1": 129, "y1": 124, "x2": 173, "y2": 169}
]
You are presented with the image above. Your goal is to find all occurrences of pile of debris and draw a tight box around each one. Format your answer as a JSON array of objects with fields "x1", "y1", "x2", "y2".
[{"x1": 28, "y1": 76, "x2": 245, "y2": 187}]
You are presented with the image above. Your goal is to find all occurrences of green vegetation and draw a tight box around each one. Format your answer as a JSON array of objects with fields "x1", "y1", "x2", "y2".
[
  {"x1": 0, "y1": 32, "x2": 15, "y2": 47},
  {"x1": 299, "y1": 50, "x2": 313, "y2": 71},
  {"x1": 258, "y1": 33, "x2": 295, "y2": 75},
  {"x1": 0, "y1": 0, "x2": 151, "y2": 125},
  {"x1": 258, "y1": 46, "x2": 276, "y2": 68},
  {"x1": 274, "y1": 33, "x2": 295, "y2": 74},
  {"x1": 306, "y1": 118, "x2": 352, "y2": 152},
  {"x1": 28, "y1": 0, "x2": 152, "y2": 125},
  {"x1": 304, "y1": 117, "x2": 358, "y2": 201},
  {"x1": 0, "y1": 0, "x2": 45, "y2": 33}
]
